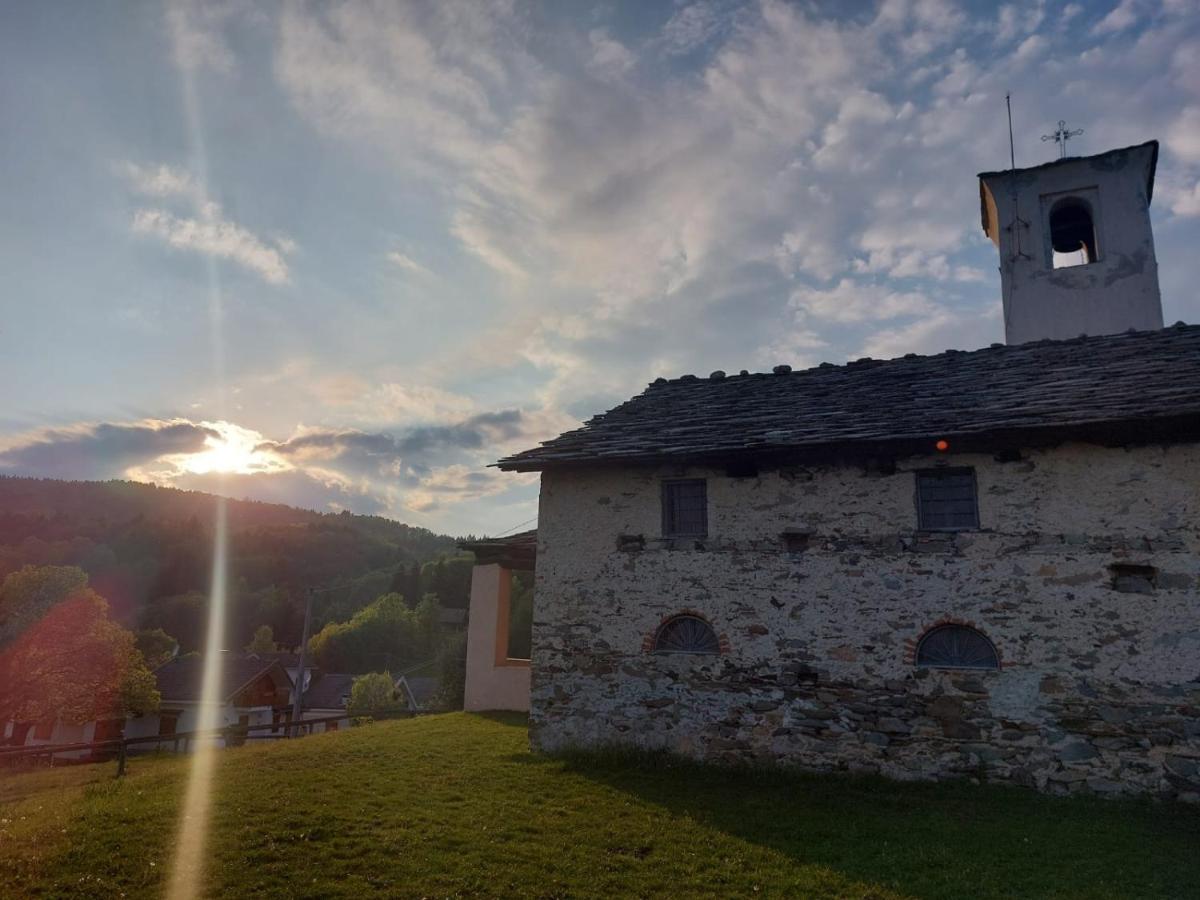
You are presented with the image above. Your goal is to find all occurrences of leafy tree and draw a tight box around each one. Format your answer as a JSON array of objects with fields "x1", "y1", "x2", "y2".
[
  {"x1": 245, "y1": 624, "x2": 279, "y2": 654},
  {"x1": 0, "y1": 585, "x2": 160, "y2": 724},
  {"x1": 347, "y1": 671, "x2": 404, "y2": 717},
  {"x1": 134, "y1": 627, "x2": 178, "y2": 669},
  {"x1": 437, "y1": 632, "x2": 467, "y2": 710},
  {"x1": 144, "y1": 591, "x2": 208, "y2": 652},
  {"x1": 0, "y1": 564, "x2": 88, "y2": 645},
  {"x1": 0, "y1": 477, "x2": 462, "y2": 656},
  {"x1": 507, "y1": 572, "x2": 534, "y2": 660},
  {"x1": 307, "y1": 593, "x2": 440, "y2": 674},
  {"x1": 422, "y1": 556, "x2": 473, "y2": 609}
]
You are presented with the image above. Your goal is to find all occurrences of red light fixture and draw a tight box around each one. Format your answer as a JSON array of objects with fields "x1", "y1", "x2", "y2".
[{"x1": 935, "y1": 439, "x2": 949, "y2": 452}]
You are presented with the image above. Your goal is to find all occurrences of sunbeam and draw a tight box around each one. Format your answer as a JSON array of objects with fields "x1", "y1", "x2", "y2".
[
  {"x1": 165, "y1": 2, "x2": 231, "y2": 894},
  {"x1": 165, "y1": 493, "x2": 227, "y2": 899}
]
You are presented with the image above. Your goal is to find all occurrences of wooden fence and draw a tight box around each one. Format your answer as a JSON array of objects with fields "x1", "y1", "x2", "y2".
[{"x1": 0, "y1": 713, "x2": 409, "y2": 776}]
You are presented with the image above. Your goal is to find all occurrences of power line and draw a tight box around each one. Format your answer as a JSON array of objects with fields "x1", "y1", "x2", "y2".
[{"x1": 492, "y1": 514, "x2": 537, "y2": 538}]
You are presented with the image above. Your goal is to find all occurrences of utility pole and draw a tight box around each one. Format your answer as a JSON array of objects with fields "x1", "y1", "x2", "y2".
[{"x1": 290, "y1": 586, "x2": 314, "y2": 736}]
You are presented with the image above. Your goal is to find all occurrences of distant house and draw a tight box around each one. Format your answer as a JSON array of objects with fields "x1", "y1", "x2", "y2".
[
  {"x1": 244, "y1": 650, "x2": 316, "y2": 710},
  {"x1": 123, "y1": 654, "x2": 293, "y2": 749},
  {"x1": 300, "y1": 672, "x2": 356, "y2": 732},
  {"x1": 438, "y1": 607, "x2": 468, "y2": 630},
  {"x1": 2, "y1": 716, "x2": 125, "y2": 758},
  {"x1": 396, "y1": 675, "x2": 441, "y2": 711}
]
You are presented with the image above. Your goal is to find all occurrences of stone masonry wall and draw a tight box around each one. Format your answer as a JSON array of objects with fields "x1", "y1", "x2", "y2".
[{"x1": 529, "y1": 443, "x2": 1200, "y2": 800}]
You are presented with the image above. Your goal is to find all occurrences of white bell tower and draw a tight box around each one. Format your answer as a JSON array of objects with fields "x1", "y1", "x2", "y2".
[{"x1": 979, "y1": 140, "x2": 1163, "y2": 345}]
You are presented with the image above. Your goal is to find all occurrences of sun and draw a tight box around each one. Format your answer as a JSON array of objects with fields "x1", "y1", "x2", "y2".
[{"x1": 177, "y1": 422, "x2": 282, "y2": 476}]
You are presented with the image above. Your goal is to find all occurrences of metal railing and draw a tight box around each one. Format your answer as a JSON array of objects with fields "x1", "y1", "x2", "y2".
[{"x1": 0, "y1": 712, "x2": 396, "y2": 776}]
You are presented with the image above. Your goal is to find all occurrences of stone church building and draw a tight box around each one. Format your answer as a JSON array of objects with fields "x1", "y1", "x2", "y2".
[{"x1": 491, "y1": 140, "x2": 1200, "y2": 800}]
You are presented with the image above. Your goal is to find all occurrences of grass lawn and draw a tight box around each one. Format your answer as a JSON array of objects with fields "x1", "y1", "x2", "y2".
[{"x1": 1, "y1": 713, "x2": 1198, "y2": 899}]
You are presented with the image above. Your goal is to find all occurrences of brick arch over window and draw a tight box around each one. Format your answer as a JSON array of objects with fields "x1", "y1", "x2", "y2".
[
  {"x1": 642, "y1": 611, "x2": 730, "y2": 655},
  {"x1": 906, "y1": 618, "x2": 1000, "y2": 670}
]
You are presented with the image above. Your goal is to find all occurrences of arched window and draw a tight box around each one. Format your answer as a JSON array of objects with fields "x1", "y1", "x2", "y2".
[
  {"x1": 653, "y1": 614, "x2": 720, "y2": 654},
  {"x1": 1049, "y1": 197, "x2": 1098, "y2": 269},
  {"x1": 915, "y1": 624, "x2": 999, "y2": 670}
]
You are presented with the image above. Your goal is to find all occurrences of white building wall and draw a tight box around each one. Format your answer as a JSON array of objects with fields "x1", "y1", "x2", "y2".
[{"x1": 981, "y1": 143, "x2": 1163, "y2": 344}]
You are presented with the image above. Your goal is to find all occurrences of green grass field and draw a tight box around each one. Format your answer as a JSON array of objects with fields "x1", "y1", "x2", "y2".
[{"x1": 1, "y1": 713, "x2": 1197, "y2": 898}]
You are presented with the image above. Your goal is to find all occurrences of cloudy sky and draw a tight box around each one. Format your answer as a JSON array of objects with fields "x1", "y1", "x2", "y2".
[{"x1": 2, "y1": 0, "x2": 1198, "y2": 536}]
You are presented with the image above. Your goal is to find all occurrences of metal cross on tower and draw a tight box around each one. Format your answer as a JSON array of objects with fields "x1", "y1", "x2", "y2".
[{"x1": 1041, "y1": 120, "x2": 1083, "y2": 159}]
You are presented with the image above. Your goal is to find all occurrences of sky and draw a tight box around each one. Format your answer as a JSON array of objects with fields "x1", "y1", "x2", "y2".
[{"x1": 1, "y1": 0, "x2": 1199, "y2": 537}]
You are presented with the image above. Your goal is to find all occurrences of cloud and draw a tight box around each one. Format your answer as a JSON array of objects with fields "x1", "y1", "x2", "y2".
[
  {"x1": 261, "y1": 410, "x2": 528, "y2": 477},
  {"x1": 131, "y1": 209, "x2": 292, "y2": 284},
  {"x1": 166, "y1": 0, "x2": 241, "y2": 73},
  {"x1": 587, "y1": 30, "x2": 636, "y2": 80},
  {"x1": 121, "y1": 162, "x2": 208, "y2": 206},
  {"x1": 0, "y1": 420, "x2": 218, "y2": 480},
  {"x1": 858, "y1": 305, "x2": 1003, "y2": 360},
  {"x1": 789, "y1": 279, "x2": 935, "y2": 325},
  {"x1": 1165, "y1": 179, "x2": 1200, "y2": 218},
  {"x1": 386, "y1": 250, "x2": 433, "y2": 277},
  {"x1": 122, "y1": 161, "x2": 294, "y2": 283},
  {"x1": 1166, "y1": 107, "x2": 1200, "y2": 164},
  {"x1": 0, "y1": 409, "x2": 546, "y2": 527},
  {"x1": 1090, "y1": 0, "x2": 1141, "y2": 37},
  {"x1": 660, "y1": 1, "x2": 730, "y2": 55}
]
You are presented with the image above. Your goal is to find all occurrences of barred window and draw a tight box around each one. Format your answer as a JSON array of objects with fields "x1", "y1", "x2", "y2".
[
  {"x1": 916, "y1": 624, "x2": 999, "y2": 670},
  {"x1": 915, "y1": 468, "x2": 978, "y2": 531},
  {"x1": 653, "y1": 615, "x2": 719, "y2": 655},
  {"x1": 662, "y1": 479, "x2": 708, "y2": 537}
]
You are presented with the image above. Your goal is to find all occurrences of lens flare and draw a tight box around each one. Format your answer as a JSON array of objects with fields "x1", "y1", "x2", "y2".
[
  {"x1": 165, "y1": 495, "x2": 227, "y2": 900},
  {"x1": 165, "y1": 12, "x2": 232, "y2": 895}
]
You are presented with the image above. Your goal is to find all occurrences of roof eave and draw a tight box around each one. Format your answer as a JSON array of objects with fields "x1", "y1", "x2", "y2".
[{"x1": 493, "y1": 411, "x2": 1200, "y2": 472}]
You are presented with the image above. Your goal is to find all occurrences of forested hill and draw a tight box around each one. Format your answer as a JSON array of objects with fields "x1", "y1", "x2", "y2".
[{"x1": 0, "y1": 477, "x2": 472, "y2": 652}]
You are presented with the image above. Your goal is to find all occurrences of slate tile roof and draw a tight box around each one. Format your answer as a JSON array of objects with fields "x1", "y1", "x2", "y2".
[
  {"x1": 153, "y1": 654, "x2": 289, "y2": 704},
  {"x1": 303, "y1": 672, "x2": 355, "y2": 711},
  {"x1": 497, "y1": 324, "x2": 1200, "y2": 471},
  {"x1": 458, "y1": 530, "x2": 538, "y2": 567}
]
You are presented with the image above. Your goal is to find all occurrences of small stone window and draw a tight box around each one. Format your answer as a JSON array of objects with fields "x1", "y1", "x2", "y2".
[
  {"x1": 653, "y1": 614, "x2": 720, "y2": 654},
  {"x1": 725, "y1": 459, "x2": 759, "y2": 478},
  {"x1": 662, "y1": 479, "x2": 708, "y2": 537},
  {"x1": 915, "y1": 468, "x2": 978, "y2": 531},
  {"x1": 1110, "y1": 563, "x2": 1157, "y2": 594},
  {"x1": 1049, "y1": 196, "x2": 1098, "y2": 269},
  {"x1": 916, "y1": 624, "x2": 999, "y2": 670}
]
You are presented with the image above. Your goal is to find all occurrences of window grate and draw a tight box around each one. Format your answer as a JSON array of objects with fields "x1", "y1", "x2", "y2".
[
  {"x1": 662, "y1": 479, "x2": 708, "y2": 537},
  {"x1": 653, "y1": 615, "x2": 720, "y2": 654},
  {"x1": 915, "y1": 468, "x2": 978, "y2": 531},
  {"x1": 915, "y1": 624, "x2": 998, "y2": 670}
]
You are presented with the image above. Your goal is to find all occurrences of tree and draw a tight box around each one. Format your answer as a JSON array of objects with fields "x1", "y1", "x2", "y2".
[
  {"x1": 347, "y1": 671, "x2": 404, "y2": 717},
  {"x1": 0, "y1": 564, "x2": 88, "y2": 645},
  {"x1": 245, "y1": 624, "x2": 279, "y2": 654},
  {"x1": 134, "y1": 627, "x2": 178, "y2": 669},
  {"x1": 0, "y1": 587, "x2": 160, "y2": 725},
  {"x1": 307, "y1": 592, "x2": 440, "y2": 674},
  {"x1": 437, "y1": 632, "x2": 467, "y2": 710},
  {"x1": 508, "y1": 572, "x2": 534, "y2": 660}
]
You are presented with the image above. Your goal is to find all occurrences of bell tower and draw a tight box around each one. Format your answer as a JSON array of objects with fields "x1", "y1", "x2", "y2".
[{"x1": 979, "y1": 140, "x2": 1163, "y2": 345}]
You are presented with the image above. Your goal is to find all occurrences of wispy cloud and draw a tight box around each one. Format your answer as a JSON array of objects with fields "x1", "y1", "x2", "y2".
[
  {"x1": 122, "y1": 161, "x2": 293, "y2": 284},
  {"x1": 386, "y1": 250, "x2": 433, "y2": 277},
  {"x1": 131, "y1": 209, "x2": 292, "y2": 284}
]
